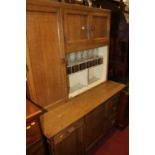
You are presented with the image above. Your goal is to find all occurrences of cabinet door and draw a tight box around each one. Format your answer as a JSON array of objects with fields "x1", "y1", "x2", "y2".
[
  {"x1": 26, "y1": 8, "x2": 68, "y2": 108},
  {"x1": 63, "y1": 9, "x2": 90, "y2": 51},
  {"x1": 90, "y1": 12, "x2": 110, "y2": 45},
  {"x1": 52, "y1": 122, "x2": 84, "y2": 155},
  {"x1": 84, "y1": 104, "x2": 106, "y2": 153}
]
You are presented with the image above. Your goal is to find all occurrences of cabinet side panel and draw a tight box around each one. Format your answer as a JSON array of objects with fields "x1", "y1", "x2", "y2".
[{"x1": 27, "y1": 11, "x2": 67, "y2": 108}]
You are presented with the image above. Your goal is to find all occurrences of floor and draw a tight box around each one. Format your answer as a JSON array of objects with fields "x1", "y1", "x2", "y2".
[{"x1": 90, "y1": 126, "x2": 129, "y2": 155}]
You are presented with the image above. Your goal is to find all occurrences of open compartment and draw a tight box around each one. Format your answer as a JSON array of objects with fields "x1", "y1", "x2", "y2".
[
  {"x1": 87, "y1": 46, "x2": 108, "y2": 90},
  {"x1": 88, "y1": 64, "x2": 104, "y2": 84},
  {"x1": 67, "y1": 46, "x2": 108, "y2": 98},
  {"x1": 69, "y1": 69, "x2": 88, "y2": 98}
]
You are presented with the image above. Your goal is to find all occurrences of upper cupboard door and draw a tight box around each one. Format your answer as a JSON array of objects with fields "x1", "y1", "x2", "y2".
[
  {"x1": 26, "y1": 8, "x2": 67, "y2": 108},
  {"x1": 91, "y1": 12, "x2": 110, "y2": 45},
  {"x1": 63, "y1": 9, "x2": 90, "y2": 52}
]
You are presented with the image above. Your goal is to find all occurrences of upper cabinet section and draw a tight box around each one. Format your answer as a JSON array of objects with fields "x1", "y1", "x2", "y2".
[{"x1": 63, "y1": 9, "x2": 111, "y2": 52}]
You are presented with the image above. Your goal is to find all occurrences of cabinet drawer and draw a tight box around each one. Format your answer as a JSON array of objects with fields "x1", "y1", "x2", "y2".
[
  {"x1": 27, "y1": 140, "x2": 46, "y2": 155},
  {"x1": 105, "y1": 117, "x2": 116, "y2": 132},
  {"x1": 26, "y1": 119, "x2": 42, "y2": 145},
  {"x1": 106, "y1": 94, "x2": 120, "y2": 117},
  {"x1": 53, "y1": 119, "x2": 83, "y2": 145}
]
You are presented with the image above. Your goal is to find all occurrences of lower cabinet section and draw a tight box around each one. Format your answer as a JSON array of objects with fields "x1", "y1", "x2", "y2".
[{"x1": 47, "y1": 93, "x2": 121, "y2": 155}]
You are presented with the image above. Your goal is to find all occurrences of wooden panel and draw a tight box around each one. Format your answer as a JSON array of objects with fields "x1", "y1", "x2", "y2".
[
  {"x1": 51, "y1": 120, "x2": 84, "y2": 155},
  {"x1": 53, "y1": 119, "x2": 83, "y2": 144},
  {"x1": 63, "y1": 9, "x2": 90, "y2": 51},
  {"x1": 26, "y1": 9, "x2": 68, "y2": 108},
  {"x1": 26, "y1": 99, "x2": 43, "y2": 120},
  {"x1": 84, "y1": 104, "x2": 106, "y2": 152},
  {"x1": 27, "y1": 140, "x2": 46, "y2": 155},
  {"x1": 91, "y1": 12, "x2": 110, "y2": 42},
  {"x1": 105, "y1": 93, "x2": 120, "y2": 118}
]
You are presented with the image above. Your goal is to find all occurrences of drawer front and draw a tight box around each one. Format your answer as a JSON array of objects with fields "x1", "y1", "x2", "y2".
[
  {"x1": 26, "y1": 119, "x2": 42, "y2": 145},
  {"x1": 106, "y1": 94, "x2": 120, "y2": 117},
  {"x1": 27, "y1": 140, "x2": 46, "y2": 155},
  {"x1": 105, "y1": 117, "x2": 116, "y2": 132},
  {"x1": 53, "y1": 119, "x2": 83, "y2": 145}
]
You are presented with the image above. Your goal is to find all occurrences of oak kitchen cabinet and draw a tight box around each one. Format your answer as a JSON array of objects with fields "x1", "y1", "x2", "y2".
[
  {"x1": 26, "y1": 1, "x2": 126, "y2": 155},
  {"x1": 63, "y1": 9, "x2": 110, "y2": 51}
]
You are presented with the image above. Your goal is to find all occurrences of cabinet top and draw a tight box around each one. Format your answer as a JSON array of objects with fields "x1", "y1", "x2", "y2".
[
  {"x1": 40, "y1": 80, "x2": 125, "y2": 139},
  {"x1": 27, "y1": 0, "x2": 111, "y2": 13}
]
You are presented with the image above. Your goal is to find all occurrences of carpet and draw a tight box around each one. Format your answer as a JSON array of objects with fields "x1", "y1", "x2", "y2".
[{"x1": 90, "y1": 127, "x2": 129, "y2": 155}]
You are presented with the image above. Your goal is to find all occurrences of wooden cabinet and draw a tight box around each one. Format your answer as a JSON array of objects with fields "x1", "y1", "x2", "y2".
[
  {"x1": 48, "y1": 120, "x2": 84, "y2": 155},
  {"x1": 26, "y1": 99, "x2": 46, "y2": 155},
  {"x1": 84, "y1": 104, "x2": 106, "y2": 153},
  {"x1": 26, "y1": 5, "x2": 68, "y2": 109},
  {"x1": 63, "y1": 9, "x2": 110, "y2": 51}
]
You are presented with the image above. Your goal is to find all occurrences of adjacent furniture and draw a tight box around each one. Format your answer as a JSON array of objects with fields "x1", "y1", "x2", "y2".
[{"x1": 26, "y1": 99, "x2": 46, "y2": 155}]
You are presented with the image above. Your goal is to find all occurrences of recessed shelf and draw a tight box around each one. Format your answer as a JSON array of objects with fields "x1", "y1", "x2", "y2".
[
  {"x1": 88, "y1": 77, "x2": 100, "y2": 84},
  {"x1": 67, "y1": 46, "x2": 108, "y2": 98},
  {"x1": 69, "y1": 83, "x2": 87, "y2": 94}
]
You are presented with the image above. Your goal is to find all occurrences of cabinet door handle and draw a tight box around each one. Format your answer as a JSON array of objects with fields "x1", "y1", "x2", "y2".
[
  {"x1": 67, "y1": 127, "x2": 75, "y2": 133},
  {"x1": 81, "y1": 26, "x2": 86, "y2": 30},
  {"x1": 31, "y1": 122, "x2": 36, "y2": 126},
  {"x1": 59, "y1": 134, "x2": 64, "y2": 139}
]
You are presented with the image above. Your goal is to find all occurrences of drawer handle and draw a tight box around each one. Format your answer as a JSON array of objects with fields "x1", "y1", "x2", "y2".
[
  {"x1": 26, "y1": 125, "x2": 31, "y2": 130},
  {"x1": 67, "y1": 127, "x2": 75, "y2": 133},
  {"x1": 59, "y1": 134, "x2": 64, "y2": 139},
  {"x1": 31, "y1": 122, "x2": 36, "y2": 126}
]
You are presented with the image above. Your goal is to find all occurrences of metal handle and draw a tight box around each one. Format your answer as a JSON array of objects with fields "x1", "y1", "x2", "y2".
[
  {"x1": 67, "y1": 127, "x2": 75, "y2": 133},
  {"x1": 81, "y1": 26, "x2": 86, "y2": 30},
  {"x1": 31, "y1": 121, "x2": 36, "y2": 126},
  {"x1": 59, "y1": 134, "x2": 64, "y2": 139},
  {"x1": 26, "y1": 125, "x2": 31, "y2": 130}
]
